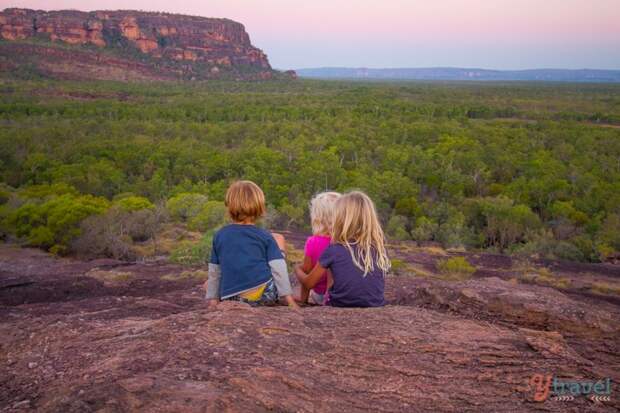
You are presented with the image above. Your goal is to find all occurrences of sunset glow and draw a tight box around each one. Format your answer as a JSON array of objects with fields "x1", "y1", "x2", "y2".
[{"x1": 2, "y1": 0, "x2": 619, "y2": 69}]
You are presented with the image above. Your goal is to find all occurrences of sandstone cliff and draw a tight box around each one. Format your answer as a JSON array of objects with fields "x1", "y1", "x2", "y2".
[{"x1": 0, "y1": 8, "x2": 291, "y2": 81}]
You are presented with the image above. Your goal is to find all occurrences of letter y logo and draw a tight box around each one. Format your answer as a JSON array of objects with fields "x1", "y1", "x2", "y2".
[{"x1": 529, "y1": 374, "x2": 552, "y2": 402}]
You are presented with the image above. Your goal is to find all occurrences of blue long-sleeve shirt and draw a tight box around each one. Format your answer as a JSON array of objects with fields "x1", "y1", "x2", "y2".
[{"x1": 205, "y1": 224, "x2": 292, "y2": 299}]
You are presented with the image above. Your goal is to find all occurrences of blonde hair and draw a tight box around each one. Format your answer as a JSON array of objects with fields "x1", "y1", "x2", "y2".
[
  {"x1": 225, "y1": 180, "x2": 266, "y2": 223},
  {"x1": 331, "y1": 191, "x2": 390, "y2": 275},
  {"x1": 310, "y1": 191, "x2": 341, "y2": 235}
]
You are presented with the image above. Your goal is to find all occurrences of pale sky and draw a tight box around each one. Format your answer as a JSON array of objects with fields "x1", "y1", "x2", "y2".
[{"x1": 2, "y1": 0, "x2": 619, "y2": 70}]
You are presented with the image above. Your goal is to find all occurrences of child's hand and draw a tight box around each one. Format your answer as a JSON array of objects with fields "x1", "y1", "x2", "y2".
[
  {"x1": 284, "y1": 295, "x2": 300, "y2": 310},
  {"x1": 294, "y1": 264, "x2": 307, "y2": 279}
]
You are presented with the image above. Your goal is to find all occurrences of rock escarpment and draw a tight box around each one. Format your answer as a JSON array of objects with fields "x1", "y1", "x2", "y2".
[
  {"x1": 0, "y1": 244, "x2": 618, "y2": 411},
  {"x1": 0, "y1": 8, "x2": 291, "y2": 80}
]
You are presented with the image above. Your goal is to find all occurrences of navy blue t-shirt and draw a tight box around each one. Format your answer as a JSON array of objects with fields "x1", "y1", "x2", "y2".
[
  {"x1": 210, "y1": 224, "x2": 283, "y2": 299},
  {"x1": 319, "y1": 244, "x2": 386, "y2": 308}
]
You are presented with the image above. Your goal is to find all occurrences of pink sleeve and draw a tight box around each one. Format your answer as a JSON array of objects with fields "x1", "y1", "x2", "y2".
[{"x1": 304, "y1": 237, "x2": 313, "y2": 256}]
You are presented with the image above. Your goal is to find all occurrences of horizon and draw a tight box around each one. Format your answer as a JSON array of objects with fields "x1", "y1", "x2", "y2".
[
  {"x1": 292, "y1": 66, "x2": 620, "y2": 71},
  {"x1": 2, "y1": 0, "x2": 619, "y2": 70}
]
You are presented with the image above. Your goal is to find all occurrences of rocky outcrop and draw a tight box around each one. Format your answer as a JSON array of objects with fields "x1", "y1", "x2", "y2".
[
  {"x1": 0, "y1": 244, "x2": 618, "y2": 411},
  {"x1": 0, "y1": 8, "x2": 293, "y2": 80}
]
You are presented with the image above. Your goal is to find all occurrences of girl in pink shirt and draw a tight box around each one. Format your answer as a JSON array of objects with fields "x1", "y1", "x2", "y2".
[{"x1": 295, "y1": 191, "x2": 341, "y2": 305}]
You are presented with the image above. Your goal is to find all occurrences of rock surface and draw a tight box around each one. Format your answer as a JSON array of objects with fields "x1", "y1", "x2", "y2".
[
  {"x1": 0, "y1": 8, "x2": 294, "y2": 81},
  {"x1": 0, "y1": 243, "x2": 618, "y2": 412}
]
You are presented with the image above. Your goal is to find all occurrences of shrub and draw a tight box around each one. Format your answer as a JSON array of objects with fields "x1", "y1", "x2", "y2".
[
  {"x1": 0, "y1": 188, "x2": 10, "y2": 205},
  {"x1": 411, "y1": 216, "x2": 436, "y2": 246},
  {"x1": 188, "y1": 200, "x2": 227, "y2": 232},
  {"x1": 465, "y1": 196, "x2": 541, "y2": 252},
  {"x1": 515, "y1": 234, "x2": 587, "y2": 262},
  {"x1": 389, "y1": 258, "x2": 407, "y2": 275},
  {"x1": 394, "y1": 196, "x2": 420, "y2": 218},
  {"x1": 522, "y1": 267, "x2": 571, "y2": 289},
  {"x1": 549, "y1": 201, "x2": 589, "y2": 241},
  {"x1": 4, "y1": 193, "x2": 110, "y2": 253},
  {"x1": 18, "y1": 183, "x2": 78, "y2": 199},
  {"x1": 386, "y1": 215, "x2": 410, "y2": 241},
  {"x1": 0, "y1": 205, "x2": 10, "y2": 239},
  {"x1": 591, "y1": 282, "x2": 620, "y2": 296},
  {"x1": 260, "y1": 204, "x2": 284, "y2": 230},
  {"x1": 114, "y1": 196, "x2": 154, "y2": 212},
  {"x1": 551, "y1": 241, "x2": 585, "y2": 262},
  {"x1": 597, "y1": 214, "x2": 620, "y2": 251},
  {"x1": 74, "y1": 204, "x2": 166, "y2": 260},
  {"x1": 278, "y1": 202, "x2": 305, "y2": 228},
  {"x1": 596, "y1": 243, "x2": 615, "y2": 261},
  {"x1": 437, "y1": 256, "x2": 476, "y2": 279},
  {"x1": 551, "y1": 201, "x2": 589, "y2": 226},
  {"x1": 568, "y1": 235, "x2": 599, "y2": 262},
  {"x1": 74, "y1": 211, "x2": 135, "y2": 260},
  {"x1": 435, "y1": 210, "x2": 466, "y2": 248},
  {"x1": 418, "y1": 203, "x2": 468, "y2": 248},
  {"x1": 166, "y1": 193, "x2": 209, "y2": 222},
  {"x1": 169, "y1": 230, "x2": 214, "y2": 265}
]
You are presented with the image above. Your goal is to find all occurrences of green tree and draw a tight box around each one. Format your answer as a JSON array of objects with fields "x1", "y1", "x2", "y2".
[{"x1": 166, "y1": 192, "x2": 209, "y2": 222}]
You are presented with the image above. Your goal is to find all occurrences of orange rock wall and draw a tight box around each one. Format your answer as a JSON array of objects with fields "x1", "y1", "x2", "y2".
[{"x1": 0, "y1": 8, "x2": 271, "y2": 69}]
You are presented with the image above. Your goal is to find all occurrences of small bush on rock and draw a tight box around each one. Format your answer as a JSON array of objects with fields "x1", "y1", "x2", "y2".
[
  {"x1": 169, "y1": 230, "x2": 214, "y2": 265},
  {"x1": 437, "y1": 256, "x2": 476, "y2": 280}
]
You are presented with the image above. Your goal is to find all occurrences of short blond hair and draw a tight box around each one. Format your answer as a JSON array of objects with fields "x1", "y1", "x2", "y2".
[
  {"x1": 225, "y1": 180, "x2": 266, "y2": 223},
  {"x1": 310, "y1": 191, "x2": 341, "y2": 235},
  {"x1": 332, "y1": 191, "x2": 390, "y2": 275}
]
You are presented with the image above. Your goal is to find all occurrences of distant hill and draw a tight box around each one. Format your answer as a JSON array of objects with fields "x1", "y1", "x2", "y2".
[
  {"x1": 0, "y1": 8, "x2": 296, "y2": 81},
  {"x1": 296, "y1": 67, "x2": 620, "y2": 83}
]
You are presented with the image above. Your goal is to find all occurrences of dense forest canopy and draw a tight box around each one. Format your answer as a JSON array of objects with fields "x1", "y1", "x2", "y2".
[{"x1": 0, "y1": 79, "x2": 619, "y2": 262}]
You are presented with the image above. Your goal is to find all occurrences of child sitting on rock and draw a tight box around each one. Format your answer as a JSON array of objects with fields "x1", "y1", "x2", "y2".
[
  {"x1": 295, "y1": 191, "x2": 341, "y2": 305},
  {"x1": 295, "y1": 191, "x2": 390, "y2": 307},
  {"x1": 204, "y1": 180, "x2": 298, "y2": 309}
]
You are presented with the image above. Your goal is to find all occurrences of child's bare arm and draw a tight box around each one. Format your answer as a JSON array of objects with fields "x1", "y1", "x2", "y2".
[
  {"x1": 296, "y1": 262, "x2": 328, "y2": 290},
  {"x1": 283, "y1": 294, "x2": 300, "y2": 309},
  {"x1": 294, "y1": 264, "x2": 311, "y2": 303},
  {"x1": 294, "y1": 255, "x2": 314, "y2": 303},
  {"x1": 300, "y1": 255, "x2": 313, "y2": 273}
]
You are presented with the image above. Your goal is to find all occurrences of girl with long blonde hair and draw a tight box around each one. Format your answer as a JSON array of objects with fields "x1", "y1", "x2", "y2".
[{"x1": 295, "y1": 191, "x2": 390, "y2": 307}]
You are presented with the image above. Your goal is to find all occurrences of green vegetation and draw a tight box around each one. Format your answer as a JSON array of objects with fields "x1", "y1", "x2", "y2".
[
  {"x1": 169, "y1": 231, "x2": 215, "y2": 265},
  {"x1": 590, "y1": 281, "x2": 620, "y2": 296},
  {"x1": 520, "y1": 267, "x2": 571, "y2": 289},
  {"x1": 436, "y1": 256, "x2": 477, "y2": 279},
  {"x1": 161, "y1": 269, "x2": 209, "y2": 281},
  {"x1": 388, "y1": 258, "x2": 407, "y2": 275},
  {"x1": 0, "y1": 78, "x2": 619, "y2": 262}
]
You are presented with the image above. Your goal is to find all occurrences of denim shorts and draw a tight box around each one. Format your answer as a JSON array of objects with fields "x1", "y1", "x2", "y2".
[
  {"x1": 309, "y1": 290, "x2": 326, "y2": 305},
  {"x1": 225, "y1": 278, "x2": 279, "y2": 306}
]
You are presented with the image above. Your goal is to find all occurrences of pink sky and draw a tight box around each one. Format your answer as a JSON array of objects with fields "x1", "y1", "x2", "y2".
[{"x1": 2, "y1": 0, "x2": 619, "y2": 69}]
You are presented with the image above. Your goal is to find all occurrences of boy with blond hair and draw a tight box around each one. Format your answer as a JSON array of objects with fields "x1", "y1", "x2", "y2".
[{"x1": 205, "y1": 180, "x2": 298, "y2": 309}]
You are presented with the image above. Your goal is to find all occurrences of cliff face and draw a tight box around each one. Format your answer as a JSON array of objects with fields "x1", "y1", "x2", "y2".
[{"x1": 0, "y1": 8, "x2": 287, "y2": 80}]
